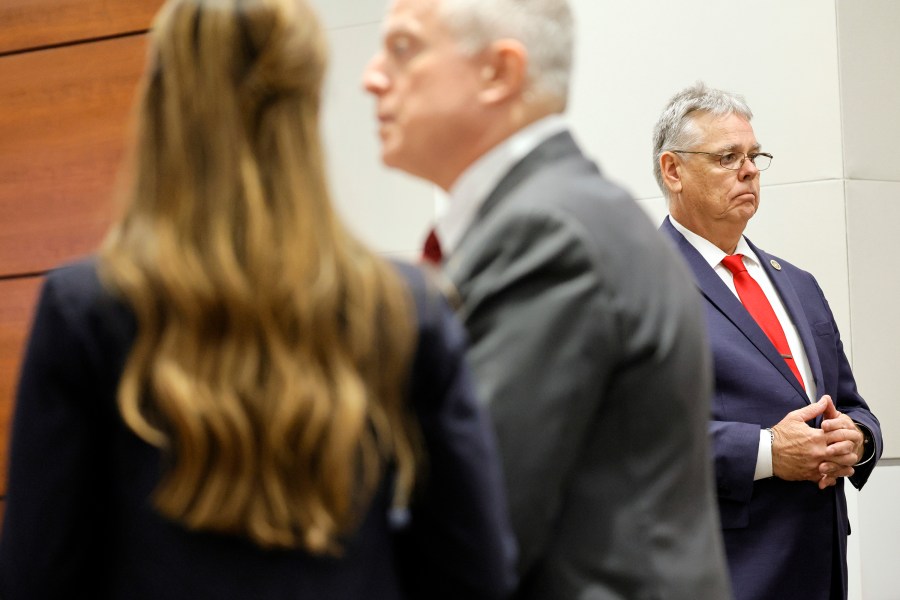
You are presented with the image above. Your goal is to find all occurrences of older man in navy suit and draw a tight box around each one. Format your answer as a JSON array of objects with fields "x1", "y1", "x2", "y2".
[{"x1": 655, "y1": 82, "x2": 883, "y2": 600}]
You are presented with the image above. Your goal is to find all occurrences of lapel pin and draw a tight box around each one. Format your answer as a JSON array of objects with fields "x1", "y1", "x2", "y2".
[{"x1": 770, "y1": 259, "x2": 782, "y2": 271}]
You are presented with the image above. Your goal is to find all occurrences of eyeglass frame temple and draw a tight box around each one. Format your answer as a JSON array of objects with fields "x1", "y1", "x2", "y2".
[{"x1": 669, "y1": 150, "x2": 773, "y2": 170}]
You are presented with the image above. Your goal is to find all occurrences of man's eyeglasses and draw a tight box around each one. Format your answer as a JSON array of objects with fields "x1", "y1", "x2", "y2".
[{"x1": 670, "y1": 150, "x2": 773, "y2": 171}]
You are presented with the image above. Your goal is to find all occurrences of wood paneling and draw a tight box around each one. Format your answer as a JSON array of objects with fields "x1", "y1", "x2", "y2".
[
  {"x1": 0, "y1": 276, "x2": 44, "y2": 496},
  {"x1": 0, "y1": 0, "x2": 158, "y2": 509},
  {"x1": 0, "y1": 0, "x2": 161, "y2": 55},
  {"x1": 0, "y1": 34, "x2": 148, "y2": 277}
]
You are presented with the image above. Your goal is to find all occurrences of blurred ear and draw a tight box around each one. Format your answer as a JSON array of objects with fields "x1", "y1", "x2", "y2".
[
  {"x1": 477, "y1": 39, "x2": 528, "y2": 105},
  {"x1": 659, "y1": 151, "x2": 684, "y2": 195}
]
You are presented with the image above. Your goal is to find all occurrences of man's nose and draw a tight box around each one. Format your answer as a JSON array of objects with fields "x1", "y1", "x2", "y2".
[
  {"x1": 362, "y1": 55, "x2": 389, "y2": 94},
  {"x1": 738, "y1": 155, "x2": 760, "y2": 179}
]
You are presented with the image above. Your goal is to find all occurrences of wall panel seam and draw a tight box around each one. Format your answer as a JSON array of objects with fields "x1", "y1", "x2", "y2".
[
  {"x1": 0, "y1": 29, "x2": 149, "y2": 59},
  {"x1": 0, "y1": 272, "x2": 46, "y2": 283}
]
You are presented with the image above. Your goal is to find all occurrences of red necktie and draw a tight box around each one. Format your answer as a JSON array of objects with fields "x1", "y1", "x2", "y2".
[
  {"x1": 721, "y1": 254, "x2": 805, "y2": 390},
  {"x1": 421, "y1": 228, "x2": 442, "y2": 265}
]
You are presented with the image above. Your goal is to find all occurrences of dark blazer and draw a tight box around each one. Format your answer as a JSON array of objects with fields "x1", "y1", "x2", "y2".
[
  {"x1": 661, "y1": 216, "x2": 883, "y2": 600},
  {"x1": 0, "y1": 259, "x2": 517, "y2": 600},
  {"x1": 443, "y1": 131, "x2": 731, "y2": 600}
]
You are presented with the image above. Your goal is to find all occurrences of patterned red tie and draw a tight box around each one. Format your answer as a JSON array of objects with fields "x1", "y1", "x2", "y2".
[
  {"x1": 721, "y1": 254, "x2": 805, "y2": 390},
  {"x1": 421, "y1": 228, "x2": 442, "y2": 265}
]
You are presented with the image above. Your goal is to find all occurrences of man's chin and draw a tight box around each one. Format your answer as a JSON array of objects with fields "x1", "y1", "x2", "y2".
[
  {"x1": 729, "y1": 198, "x2": 757, "y2": 219},
  {"x1": 380, "y1": 147, "x2": 410, "y2": 172},
  {"x1": 380, "y1": 151, "x2": 400, "y2": 170}
]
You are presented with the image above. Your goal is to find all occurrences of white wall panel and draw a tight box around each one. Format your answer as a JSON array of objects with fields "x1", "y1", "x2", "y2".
[
  {"x1": 837, "y1": 0, "x2": 900, "y2": 182},
  {"x1": 308, "y1": 0, "x2": 386, "y2": 29},
  {"x1": 837, "y1": 4, "x2": 900, "y2": 592},
  {"x1": 320, "y1": 22, "x2": 435, "y2": 256},
  {"x1": 635, "y1": 196, "x2": 667, "y2": 228},
  {"x1": 856, "y1": 465, "x2": 900, "y2": 600},
  {"x1": 846, "y1": 180, "x2": 900, "y2": 459},
  {"x1": 568, "y1": 0, "x2": 843, "y2": 201}
]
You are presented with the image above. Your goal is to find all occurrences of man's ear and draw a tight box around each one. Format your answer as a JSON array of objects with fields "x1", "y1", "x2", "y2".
[
  {"x1": 477, "y1": 39, "x2": 528, "y2": 105},
  {"x1": 659, "y1": 151, "x2": 683, "y2": 195}
]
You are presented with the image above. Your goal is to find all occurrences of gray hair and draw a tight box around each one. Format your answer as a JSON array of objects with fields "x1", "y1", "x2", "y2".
[
  {"x1": 652, "y1": 82, "x2": 754, "y2": 196},
  {"x1": 438, "y1": 0, "x2": 573, "y2": 106}
]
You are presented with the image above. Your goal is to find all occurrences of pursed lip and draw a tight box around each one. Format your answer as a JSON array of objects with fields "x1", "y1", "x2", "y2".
[{"x1": 376, "y1": 115, "x2": 394, "y2": 139}]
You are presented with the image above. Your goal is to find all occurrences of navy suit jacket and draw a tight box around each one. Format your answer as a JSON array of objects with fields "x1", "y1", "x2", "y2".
[
  {"x1": 661, "y1": 217, "x2": 882, "y2": 600},
  {"x1": 0, "y1": 258, "x2": 517, "y2": 599}
]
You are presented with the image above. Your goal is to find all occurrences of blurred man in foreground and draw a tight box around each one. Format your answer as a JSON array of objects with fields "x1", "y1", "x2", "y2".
[{"x1": 364, "y1": 3, "x2": 731, "y2": 598}]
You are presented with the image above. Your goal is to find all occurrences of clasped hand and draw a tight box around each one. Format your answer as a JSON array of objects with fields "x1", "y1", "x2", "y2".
[{"x1": 770, "y1": 395, "x2": 864, "y2": 490}]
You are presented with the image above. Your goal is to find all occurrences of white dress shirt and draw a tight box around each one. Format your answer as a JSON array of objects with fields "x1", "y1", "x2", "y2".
[{"x1": 670, "y1": 217, "x2": 816, "y2": 480}]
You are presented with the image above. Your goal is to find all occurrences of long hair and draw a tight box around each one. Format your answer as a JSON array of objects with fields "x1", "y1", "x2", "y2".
[{"x1": 100, "y1": 0, "x2": 417, "y2": 553}]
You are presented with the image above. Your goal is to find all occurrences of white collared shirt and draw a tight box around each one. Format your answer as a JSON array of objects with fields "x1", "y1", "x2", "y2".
[
  {"x1": 670, "y1": 217, "x2": 816, "y2": 480},
  {"x1": 432, "y1": 115, "x2": 568, "y2": 258}
]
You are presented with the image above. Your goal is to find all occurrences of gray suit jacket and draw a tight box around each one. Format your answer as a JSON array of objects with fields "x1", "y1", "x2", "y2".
[{"x1": 443, "y1": 131, "x2": 731, "y2": 600}]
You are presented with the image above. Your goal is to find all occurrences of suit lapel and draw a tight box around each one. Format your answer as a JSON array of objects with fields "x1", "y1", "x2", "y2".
[
  {"x1": 661, "y1": 218, "x2": 808, "y2": 400},
  {"x1": 746, "y1": 239, "x2": 824, "y2": 403},
  {"x1": 474, "y1": 130, "x2": 583, "y2": 223},
  {"x1": 447, "y1": 130, "x2": 584, "y2": 281},
  {"x1": 450, "y1": 131, "x2": 581, "y2": 251}
]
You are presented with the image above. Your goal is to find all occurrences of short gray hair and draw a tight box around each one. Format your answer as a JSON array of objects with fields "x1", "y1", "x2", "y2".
[
  {"x1": 652, "y1": 82, "x2": 754, "y2": 196},
  {"x1": 438, "y1": 0, "x2": 573, "y2": 106}
]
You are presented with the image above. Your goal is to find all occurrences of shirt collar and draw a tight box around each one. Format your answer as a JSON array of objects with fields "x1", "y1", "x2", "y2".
[
  {"x1": 668, "y1": 216, "x2": 759, "y2": 268},
  {"x1": 435, "y1": 115, "x2": 568, "y2": 256}
]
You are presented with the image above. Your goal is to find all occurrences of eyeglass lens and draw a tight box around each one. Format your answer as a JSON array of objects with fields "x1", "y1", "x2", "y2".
[{"x1": 721, "y1": 153, "x2": 772, "y2": 170}]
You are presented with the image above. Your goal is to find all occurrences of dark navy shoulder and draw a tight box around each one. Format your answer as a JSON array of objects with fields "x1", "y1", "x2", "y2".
[
  {"x1": 390, "y1": 260, "x2": 448, "y2": 334},
  {"x1": 46, "y1": 255, "x2": 102, "y2": 290},
  {"x1": 389, "y1": 259, "x2": 470, "y2": 382},
  {"x1": 42, "y1": 256, "x2": 135, "y2": 366},
  {"x1": 45, "y1": 256, "x2": 128, "y2": 319}
]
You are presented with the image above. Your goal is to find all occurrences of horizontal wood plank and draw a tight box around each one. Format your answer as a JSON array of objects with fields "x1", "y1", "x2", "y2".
[
  {"x1": 0, "y1": 276, "x2": 44, "y2": 497},
  {"x1": 0, "y1": 35, "x2": 149, "y2": 277},
  {"x1": 0, "y1": 0, "x2": 162, "y2": 55}
]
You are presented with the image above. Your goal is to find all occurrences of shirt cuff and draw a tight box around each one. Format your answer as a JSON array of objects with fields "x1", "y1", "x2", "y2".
[
  {"x1": 754, "y1": 428, "x2": 774, "y2": 480},
  {"x1": 853, "y1": 422, "x2": 876, "y2": 467}
]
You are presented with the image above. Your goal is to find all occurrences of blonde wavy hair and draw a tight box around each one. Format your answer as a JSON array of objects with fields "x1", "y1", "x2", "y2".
[{"x1": 100, "y1": 0, "x2": 417, "y2": 553}]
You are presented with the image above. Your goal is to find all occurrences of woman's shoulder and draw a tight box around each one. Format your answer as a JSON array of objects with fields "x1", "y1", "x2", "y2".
[
  {"x1": 41, "y1": 256, "x2": 135, "y2": 355},
  {"x1": 43, "y1": 256, "x2": 108, "y2": 307},
  {"x1": 391, "y1": 259, "x2": 465, "y2": 357},
  {"x1": 389, "y1": 261, "x2": 432, "y2": 325},
  {"x1": 390, "y1": 260, "x2": 459, "y2": 334}
]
